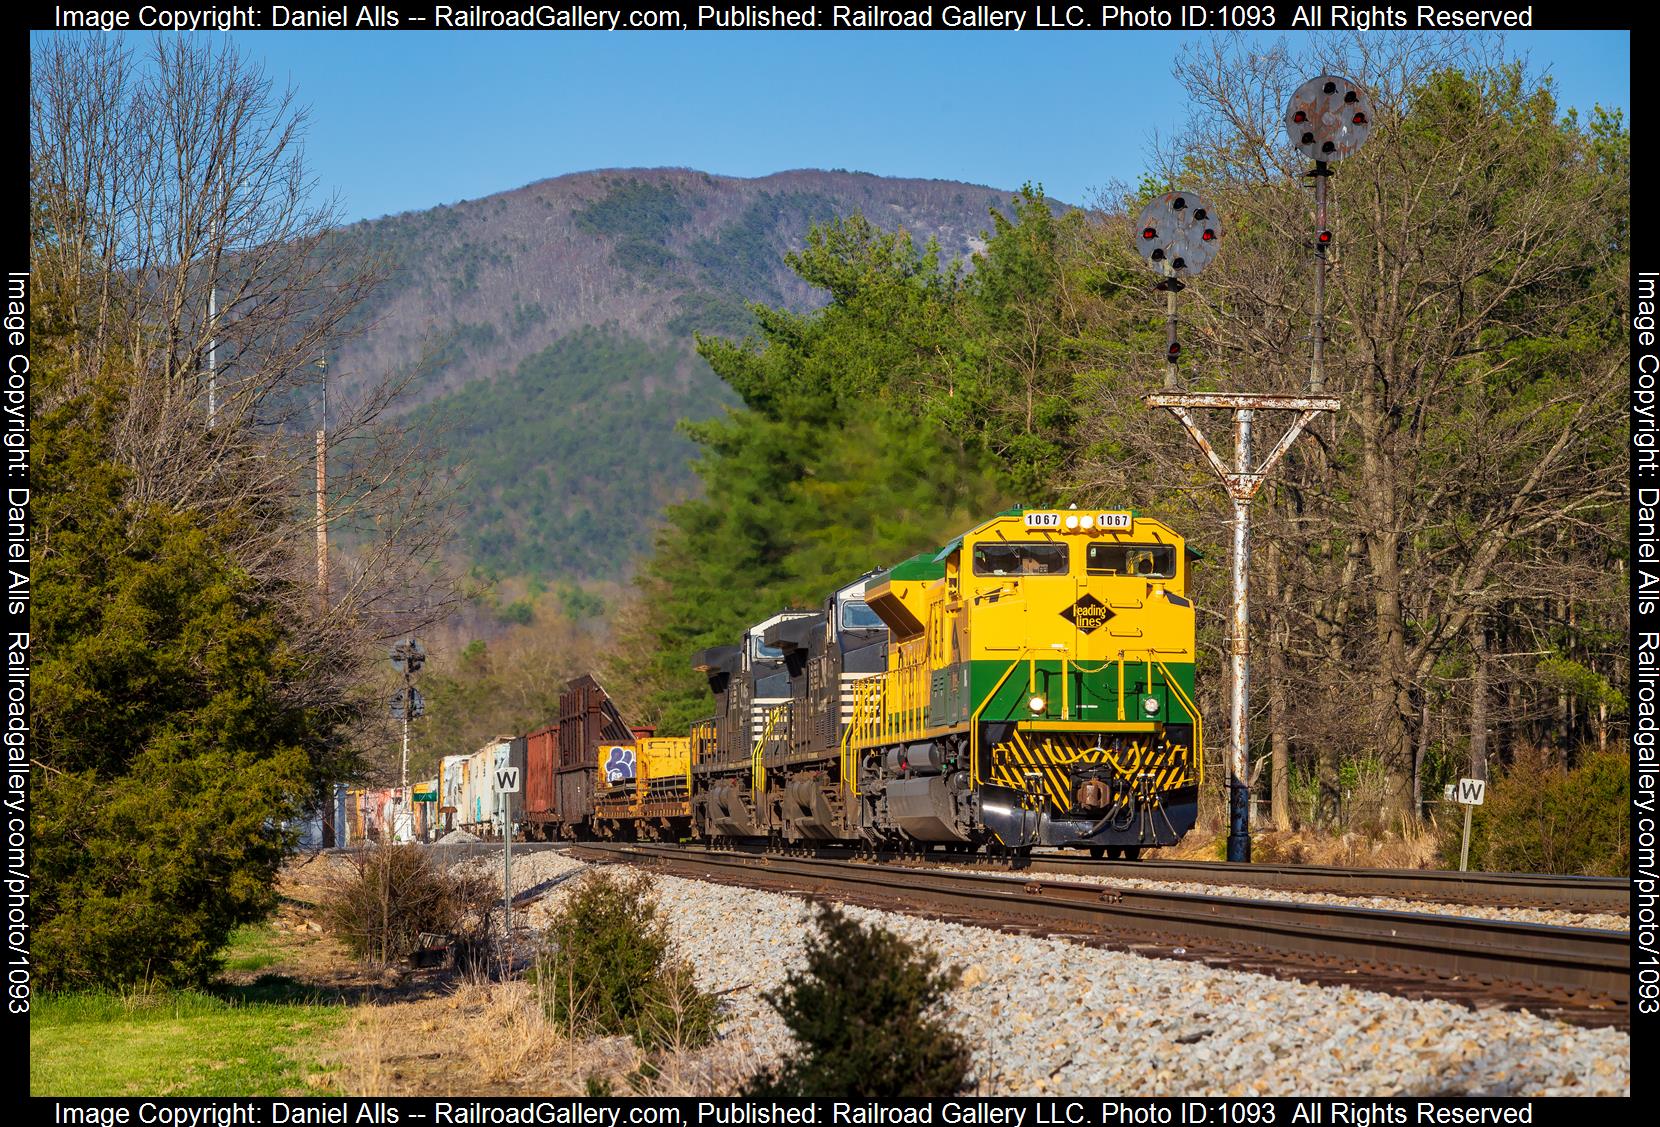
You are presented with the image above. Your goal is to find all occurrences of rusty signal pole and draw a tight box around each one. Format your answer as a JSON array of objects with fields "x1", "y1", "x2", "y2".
[
  {"x1": 1142, "y1": 391, "x2": 1337, "y2": 863},
  {"x1": 1140, "y1": 78, "x2": 1369, "y2": 862}
]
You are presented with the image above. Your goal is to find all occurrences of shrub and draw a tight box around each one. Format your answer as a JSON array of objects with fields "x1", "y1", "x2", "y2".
[
  {"x1": 536, "y1": 871, "x2": 717, "y2": 1050},
  {"x1": 1440, "y1": 748, "x2": 1630, "y2": 875},
  {"x1": 324, "y1": 845, "x2": 496, "y2": 964},
  {"x1": 746, "y1": 902, "x2": 971, "y2": 1098}
]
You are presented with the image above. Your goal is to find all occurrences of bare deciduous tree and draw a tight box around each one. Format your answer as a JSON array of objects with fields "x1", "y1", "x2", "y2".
[
  {"x1": 32, "y1": 34, "x2": 464, "y2": 782},
  {"x1": 1073, "y1": 34, "x2": 1627, "y2": 827}
]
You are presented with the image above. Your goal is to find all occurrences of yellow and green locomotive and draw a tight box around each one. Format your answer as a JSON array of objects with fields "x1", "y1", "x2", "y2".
[{"x1": 689, "y1": 507, "x2": 1202, "y2": 856}]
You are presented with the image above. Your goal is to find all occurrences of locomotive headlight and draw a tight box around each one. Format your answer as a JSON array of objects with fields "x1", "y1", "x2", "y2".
[
  {"x1": 1065, "y1": 515, "x2": 1080, "y2": 530},
  {"x1": 1143, "y1": 696, "x2": 1160, "y2": 715},
  {"x1": 1080, "y1": 514, "x2": 1095, "y2": 529},
  {"x1": 1028, "y1": 695, "x2": 1046, "y2": 713}
]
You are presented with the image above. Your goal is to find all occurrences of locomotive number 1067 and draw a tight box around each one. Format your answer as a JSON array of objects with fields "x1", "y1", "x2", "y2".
[{"x1": 1024, "y1": 511, "x2": 1133, "y2": 530}]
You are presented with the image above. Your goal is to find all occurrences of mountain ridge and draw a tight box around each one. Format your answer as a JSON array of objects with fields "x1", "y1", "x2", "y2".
[{"x1": 325, "y1": 167, "x2": 1061, "y2": 579}]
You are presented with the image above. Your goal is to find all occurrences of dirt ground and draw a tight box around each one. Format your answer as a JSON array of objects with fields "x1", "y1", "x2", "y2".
[
  {"x1": 266, "y1": 823, "x2": 1440, "y2": 1095},
  {"x1": 242, "y1": 853, "x2": 752, "y2": 1096}
]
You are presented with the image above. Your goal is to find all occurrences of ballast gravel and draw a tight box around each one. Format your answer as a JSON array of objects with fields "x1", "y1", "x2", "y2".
[
  {"x1": 499, "y1": 849, "x2": 1629, "y2": 1097},
  {"x1": 924, "y1": 866, "x2": 1629, "y2": 933}
]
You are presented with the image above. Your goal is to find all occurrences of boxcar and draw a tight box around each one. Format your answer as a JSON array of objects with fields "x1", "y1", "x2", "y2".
[{"x1": 524, "y1": 722, "x2": 559, "y2": 838}]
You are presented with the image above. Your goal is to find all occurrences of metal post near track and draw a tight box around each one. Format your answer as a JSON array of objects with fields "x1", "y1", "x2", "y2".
[
  {"x1": 495, "y1": 761, "x2": 521, "y2": 970},
  {"x1": 390, "y1": 640, "x2": 425, "y2": 842},
  {"x1": 1144, "y1": 392, "x2": 1338, "y2": 862},
  {"x1": 502, "y1": 789, "x2": 511, "y2": 963}
]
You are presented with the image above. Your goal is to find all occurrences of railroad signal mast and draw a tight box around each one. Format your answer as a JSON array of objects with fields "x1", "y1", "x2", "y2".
[
  {"x1": 1141, "y1": 76, "x2": 1372, "y2": 862},
  {"x1": 390, "y1": 638, "x2": 426, "y2": 841}
]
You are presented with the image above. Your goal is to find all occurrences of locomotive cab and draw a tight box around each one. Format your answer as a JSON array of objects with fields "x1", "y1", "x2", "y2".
[
  {"x1": 764, "y1": 572, "x2": 891, "y2": 776},
  {"x1": 745, "y1": 610, "x2": 813, "y2": 747},
  {"x1": 692, "y1": 645, "x2": 741, "y2": 718}
]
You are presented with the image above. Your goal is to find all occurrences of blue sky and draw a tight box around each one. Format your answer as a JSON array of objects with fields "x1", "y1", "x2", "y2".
[{"x1": 91, "y1": 30, "x2": 1632, "y2": 222}]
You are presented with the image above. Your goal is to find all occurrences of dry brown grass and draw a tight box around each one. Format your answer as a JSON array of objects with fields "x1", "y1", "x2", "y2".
[
  {"x1": 1154, "y1": 817, "x2": 1443, "y2": 869},
  {"x1": 250, "y1": 855, "x2": 758, "y2": 1096},
  {"x1": 313, "y1": 976, "x2": 755, "y2": 1096}
]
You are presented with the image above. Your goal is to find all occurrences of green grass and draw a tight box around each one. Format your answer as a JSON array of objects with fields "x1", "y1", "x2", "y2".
[
  {"x1": 30, "y1": 982, "x2": 345, "y2": 1096},
  {"x1": 221, "y1": 923, "x2": 288, "y2": 974}
]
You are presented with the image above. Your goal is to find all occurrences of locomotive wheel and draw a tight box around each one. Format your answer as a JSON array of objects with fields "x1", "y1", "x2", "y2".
[
  {"x1": 1122, "y1": 846, "x2": 1142, "y2": 861},
  {"x1": 1089, "y1": 845, "x2": 1105, "y2": 859}
]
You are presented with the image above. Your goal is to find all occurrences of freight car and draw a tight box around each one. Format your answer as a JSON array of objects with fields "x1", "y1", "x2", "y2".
[
  {"x1": 593, "y1": 736, "x2": 695, "y2": 840},
  {"x1": 412, "y1": 777, "x2": 439, "y2": 841},
  {"x1": 521, "y1": 675, "x2": 639, "y2": 841},
  {"x1": 440, "y1": 735, "x2": 526, "y2": 839}
]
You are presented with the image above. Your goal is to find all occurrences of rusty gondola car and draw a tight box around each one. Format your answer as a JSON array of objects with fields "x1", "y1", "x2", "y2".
[{"x1": 520, "y1": 674, "x2": 641, "y2": 840}]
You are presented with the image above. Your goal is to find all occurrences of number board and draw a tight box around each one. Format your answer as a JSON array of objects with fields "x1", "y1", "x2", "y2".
[{"x1": 1024, "y1": 511, "x2": 1133, "y2": 530}]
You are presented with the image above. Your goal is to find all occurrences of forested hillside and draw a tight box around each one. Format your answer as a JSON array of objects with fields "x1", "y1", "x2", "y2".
[
  {"x1": 320, "y1": 169, "x2": 1040, "y2": 578},
  {"x1": 408, "y1": 327, "x2": 722, "y2": 576}
]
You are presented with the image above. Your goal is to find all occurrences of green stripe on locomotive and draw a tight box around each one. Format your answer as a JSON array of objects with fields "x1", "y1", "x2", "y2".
[{"x1": 919, "y1": 658, "x2": 1198, "y2": 729}]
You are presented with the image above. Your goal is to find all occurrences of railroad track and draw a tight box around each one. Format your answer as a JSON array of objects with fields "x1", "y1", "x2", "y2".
[
  {"x1": 1004, "y1": 855, "x2": 1628, "y2": 914},
  {"x1": 569, "y1": 842, "x2": 1631, "y2": 1029},
  {"x1": 677, "y1": 839, "x2": 1630, "y2": 914}
]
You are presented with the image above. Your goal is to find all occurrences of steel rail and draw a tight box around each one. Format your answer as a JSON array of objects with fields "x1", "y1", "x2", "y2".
[
  {"x1": 657, "y1": 838, "x2": 1628, "y2": 914},
  {"x1": 1013, "y1": 856, "x2": 1631, "y2": 914},
  {"x1": 573, "y1": 842, "x2": 1630, "y2": 1007}
]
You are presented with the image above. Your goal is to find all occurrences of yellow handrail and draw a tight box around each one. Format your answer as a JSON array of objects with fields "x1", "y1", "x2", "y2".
[
  {"x1": 967, "y1": 648, "x2": 1042, "y2": 788},
  {"x1": 839, "y1": 679, "x2": 883, "y2": 798},
  {"x1": 751, "y1": 704, "x2": 786, "y2": 812},
  {"x1": 1154, "y1": 658, "x2": 1204, "y2": 785}
]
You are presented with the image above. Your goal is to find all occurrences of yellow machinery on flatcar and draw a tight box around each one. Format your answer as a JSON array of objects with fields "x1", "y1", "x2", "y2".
[{"x1": 592, "y1": 736, "x2": 695, "y2": 841}]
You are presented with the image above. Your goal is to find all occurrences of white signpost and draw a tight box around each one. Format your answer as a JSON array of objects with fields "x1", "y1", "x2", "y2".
[
  {"x1": 496, "y1": 765, "x2": 521, "y2": 961},
  {"x1": 1454, "y1": 776, "x2": 1485, "y2": 872}
]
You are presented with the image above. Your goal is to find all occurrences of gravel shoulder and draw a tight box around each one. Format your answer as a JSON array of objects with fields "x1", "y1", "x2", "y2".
[
  {"x1": 497, "y1": 849, "x2": 1629, "y2": 1097},
  {"x1": 927, "y1": 865, "x2": 1629, "y2": 932}
]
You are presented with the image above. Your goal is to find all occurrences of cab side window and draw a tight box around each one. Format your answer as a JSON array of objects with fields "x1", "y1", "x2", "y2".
[
  {"x1": 973, "y1": 542, "x2": 1068, "y2": 577},
  {"x1": 1086, "y1": 543, "x2": 1176, "y2": 578}
]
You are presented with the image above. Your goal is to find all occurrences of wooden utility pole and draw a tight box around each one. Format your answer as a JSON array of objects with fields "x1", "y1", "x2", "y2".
[{"x1": 316, "y1": 356, "x2": 328, "y2": 607}]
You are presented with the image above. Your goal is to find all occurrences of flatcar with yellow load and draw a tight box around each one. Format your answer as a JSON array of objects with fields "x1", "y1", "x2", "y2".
[{"x1": 593, "y1": 735, "x2": 695, "y2": 841}]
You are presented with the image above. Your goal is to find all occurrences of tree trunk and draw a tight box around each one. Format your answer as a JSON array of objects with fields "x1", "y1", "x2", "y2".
[
  {"x1": 1469, "y1": 614, "x2": 1489, "y2": 782},
  {"x1": 1366, "y1": 530, "x2": 1418, "y2": 823},
  {"x1": 1266, "y1": 541, "x2": 1292, "y2": 831},
  {"x1": 1413, "y1": 693, "x2": 1429, "y2": 816},
  {"x1": 1356, "y1": 379, "x2": 1417, "y2": 825}
]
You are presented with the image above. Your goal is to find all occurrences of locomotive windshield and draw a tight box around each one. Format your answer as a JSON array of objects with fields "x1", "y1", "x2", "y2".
[
  {"x1": 1086, "y1": 542, "x2": 1176, "y2": 578},
  {"x1": 973, "y1": 542, "x2": 1069, "y2": 577},
  {"x1": 752, "y1": 636, "x2": 784, "y2": 660},
  {"x1": 840, "y1": 600, "x2": 884, "y2": 629}
]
